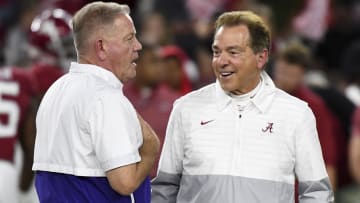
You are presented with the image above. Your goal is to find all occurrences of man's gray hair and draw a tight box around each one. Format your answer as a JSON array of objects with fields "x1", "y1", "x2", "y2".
[{"x1": 72, "y1": 1, "x2": 130, "y2": 55}]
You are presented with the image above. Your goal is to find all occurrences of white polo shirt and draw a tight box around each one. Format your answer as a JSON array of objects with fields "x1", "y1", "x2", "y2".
[{"x1": 33, "y1": 62, "x2": 142, "y2": 177}]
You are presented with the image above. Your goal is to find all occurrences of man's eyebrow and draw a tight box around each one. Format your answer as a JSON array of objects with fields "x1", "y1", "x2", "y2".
[
  {"x1": 212, "y1": 45, "x2": 243, "y2": 50},
  {"x1": 124, "y1": 32, "x2": 135, "y2": 39},
  {"x1": 226, "y1": 46, "x2": 242, "y2": 50}
]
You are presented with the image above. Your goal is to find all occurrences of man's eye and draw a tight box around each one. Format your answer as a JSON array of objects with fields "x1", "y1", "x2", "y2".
[
  {"x1": 127, "y1": 34, "x2": 135, "y2": 41},
  {"x1": 213, "y1": 51, "x2": 220, "y2": 56}
]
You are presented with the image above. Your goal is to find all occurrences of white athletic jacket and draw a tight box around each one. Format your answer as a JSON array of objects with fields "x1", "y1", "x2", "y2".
[{"x1": 152, "y1": 71, "x2": 334, "y2": 203}]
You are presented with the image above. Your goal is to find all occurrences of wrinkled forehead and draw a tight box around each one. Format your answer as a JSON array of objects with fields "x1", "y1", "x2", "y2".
[{"x1": 213, "y1": 25, "x2": 251, "y2": 47}]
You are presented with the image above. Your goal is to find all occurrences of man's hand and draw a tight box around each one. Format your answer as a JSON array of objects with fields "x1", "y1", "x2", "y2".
[{"x1": 138, "y1": 114, "x2": 160, "y2": 158}]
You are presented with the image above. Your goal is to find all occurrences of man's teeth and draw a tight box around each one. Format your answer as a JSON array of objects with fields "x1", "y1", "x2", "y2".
[{"x1": 220, "y1": 72, "x2": 233, "y2": 77}]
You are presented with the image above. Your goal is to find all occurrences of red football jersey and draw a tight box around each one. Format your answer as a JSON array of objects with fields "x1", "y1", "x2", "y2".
[
  {"x1": 29, "y1": 63, "x2": 64, "y2": 96},
  {"x1": 0, "y1": 67, "x2": 36, "y2": 162}
]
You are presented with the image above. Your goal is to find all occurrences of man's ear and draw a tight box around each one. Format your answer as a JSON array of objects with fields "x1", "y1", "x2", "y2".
[
  {"x1": 95, "y1": 39, "x2": 107, "y2": 61},
  {"x1": 256, "y1": 48, "x2": 269, "y2": 69}
]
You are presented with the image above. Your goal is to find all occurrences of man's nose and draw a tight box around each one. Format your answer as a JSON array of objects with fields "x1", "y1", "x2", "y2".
[
  {"x1": 134, "y1": 37, "x2": 142, "y2": 51},
  {"x1": 217, "y1": 53, "x2": 229, "y2": 67}
]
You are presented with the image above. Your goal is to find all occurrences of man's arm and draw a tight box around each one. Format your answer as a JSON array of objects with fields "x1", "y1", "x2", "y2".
[
  {"x1": 349, "y1": 108, "x2": 360, "y2": 184},
  {"x1": 18, "y1": 98, "x2": 37, "y2": 192},
  {"x1": 106, "y1": 116, "x2": 160, "y2": 195},
  {"x1": 88, "y1": 94, "x2": 159, "y2": 196},
  {"x1": 152, "y1": 102, "x2": 184, "y2": 203},
  {"x1": 295, "y1": 107, "x2": 334, "y2": 202},
  {"x1": 349, "y1": 133, "x2": 360, "y2": 184}
]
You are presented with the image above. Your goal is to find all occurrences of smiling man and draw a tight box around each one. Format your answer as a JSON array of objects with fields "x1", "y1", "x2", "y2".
[{"x1": 151, "y1": 11, "x2": 334, "y2": 203}]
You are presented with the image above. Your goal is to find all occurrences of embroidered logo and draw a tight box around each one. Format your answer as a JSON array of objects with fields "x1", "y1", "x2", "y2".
[
  {"x1": 200, "y1": 120, "x2": 214, "y2": 125},
  {"x1": 262, "y1": 122, "x2": 274, "y2": 133}
]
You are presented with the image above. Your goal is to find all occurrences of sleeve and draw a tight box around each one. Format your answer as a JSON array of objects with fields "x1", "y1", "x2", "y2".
[
  {"x1": 30, "y1": 65, "x2": 63, "y2": 95},
  {"x1": 295, "y1": 106, "x2": 334, "y2": 203},
  {"x1": 151, "y1": 100, "x2": 185, "y2": 203},
  {"x1": 88, "y1": 92, "x2": 141, "y2": 171}
]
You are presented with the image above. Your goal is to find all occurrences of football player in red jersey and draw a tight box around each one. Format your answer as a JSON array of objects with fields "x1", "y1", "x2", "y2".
[
  {"x1": 27, "y1": 8, "x2": 76, "y2": 97},
  {"x1": 0, "y1": 66, "x2": 37, "y2": 202},
  {"x1": 2, "y1": 9, "x2": 76, "y2": 202}
]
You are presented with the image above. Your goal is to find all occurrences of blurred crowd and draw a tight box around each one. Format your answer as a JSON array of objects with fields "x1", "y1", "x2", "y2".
[{"x1": 1, "y1": 0, "x2": 360, "y2": 202}]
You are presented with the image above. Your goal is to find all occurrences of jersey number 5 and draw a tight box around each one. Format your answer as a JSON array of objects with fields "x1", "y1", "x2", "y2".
[{"x1": 0, "y1": 81, "x2": 20, "y2": 138}]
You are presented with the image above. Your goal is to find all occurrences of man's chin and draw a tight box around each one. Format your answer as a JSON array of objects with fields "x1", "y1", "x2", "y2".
[
  {"x1": 220, "y1": 83, "x2": 234, "y2": 93},
  {"x1": 119, "y1": 72, "x2": 137, "y2": 83}
]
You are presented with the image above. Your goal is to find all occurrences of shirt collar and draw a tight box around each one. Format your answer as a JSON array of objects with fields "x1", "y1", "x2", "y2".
[
  {"x1": 251, "y1": 71, "x2": 276, "y2": 113},
  {"x1": 69, "y1": 62, "x2": 123, "y2": 89},
  {"x1": 215, "y1": 71, "x2": 276, "y2": 113},
  {"x1": 215, "y1": 80, "x2": 232, "y2": 111}
]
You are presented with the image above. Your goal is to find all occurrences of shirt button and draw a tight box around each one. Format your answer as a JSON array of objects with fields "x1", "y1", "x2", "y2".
[{"x1": 239, "y1": 114, "x2": 242, "y2": 118}]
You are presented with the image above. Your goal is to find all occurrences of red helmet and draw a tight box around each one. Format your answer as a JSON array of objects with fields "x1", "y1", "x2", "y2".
[{"x1": 29, "y1": 8, "x2": 75, "y2": 69}]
